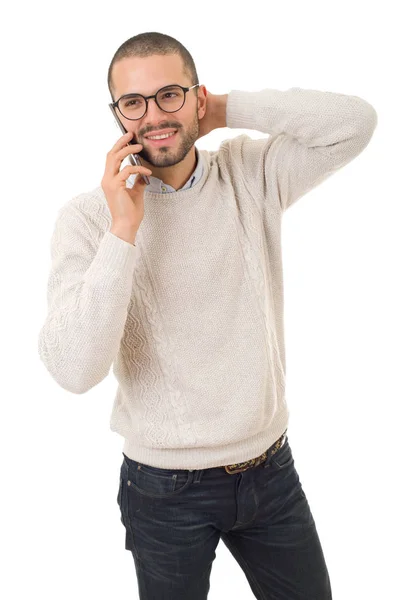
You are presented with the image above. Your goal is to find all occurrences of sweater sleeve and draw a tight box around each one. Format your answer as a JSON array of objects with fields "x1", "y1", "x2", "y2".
[
  {"x1": 38, "y1": 202, "x2": 137, "y2": 394},
  {"x1": 225, "y1": 87, "x2": 378, "y2": 212}
]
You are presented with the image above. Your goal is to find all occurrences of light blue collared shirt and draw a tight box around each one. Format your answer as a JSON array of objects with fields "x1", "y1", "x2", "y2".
[{"x1": 128, "y1": 146, "x2": 204, "y2": 193}]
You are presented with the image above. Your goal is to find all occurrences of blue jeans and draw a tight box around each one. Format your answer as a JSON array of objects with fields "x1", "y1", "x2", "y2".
[{"x1": 117, "y1": 436, "x2": 332, "y2": 599}]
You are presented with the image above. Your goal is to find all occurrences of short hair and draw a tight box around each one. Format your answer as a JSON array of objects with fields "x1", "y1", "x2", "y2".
[{"x1": 107, "y1": 32, "x2": 199, "y2": 101}]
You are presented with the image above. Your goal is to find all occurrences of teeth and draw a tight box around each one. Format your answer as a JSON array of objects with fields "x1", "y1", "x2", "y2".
[{"x1": 147, "y1": 132, "x2": 176, "y2": 140}]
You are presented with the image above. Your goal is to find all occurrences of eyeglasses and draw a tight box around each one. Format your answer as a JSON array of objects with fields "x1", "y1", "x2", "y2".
[{"x1": 110, "y1": 83, "x2": 200, "y2": 121}]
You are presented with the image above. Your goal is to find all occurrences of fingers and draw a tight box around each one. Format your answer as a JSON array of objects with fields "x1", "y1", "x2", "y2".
[
  {"x1": 117, "y1": 164, "x2": 152, "y2": 183},
  {"x1": 105, "y1": 131, "x2": 144, "y2": 178},
  {"x1": 115, "y1": 142, "x2": 143, "y2": 167},
  {"x1": 111, "y1": 130, "x2": 134, "y2": 151}
]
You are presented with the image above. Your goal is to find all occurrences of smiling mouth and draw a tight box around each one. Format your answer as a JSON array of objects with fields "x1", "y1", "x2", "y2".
[{"x1": 145, "y1": 131, "x2": 178, "y2": 145}]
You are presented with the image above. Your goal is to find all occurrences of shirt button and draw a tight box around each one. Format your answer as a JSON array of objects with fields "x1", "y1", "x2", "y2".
[{"x1": 161, "y1": 186, "x2": 166, "y2": 192}]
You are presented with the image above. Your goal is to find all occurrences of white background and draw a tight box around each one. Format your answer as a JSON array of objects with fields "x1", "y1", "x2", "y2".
[{"x1": 1, "y1": 0, "x2": 399, "y2": 598}]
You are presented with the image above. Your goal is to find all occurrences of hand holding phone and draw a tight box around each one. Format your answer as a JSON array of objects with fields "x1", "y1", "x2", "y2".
[{"x1": 101, "y1": 131, "x2": 152, "y2": 243}]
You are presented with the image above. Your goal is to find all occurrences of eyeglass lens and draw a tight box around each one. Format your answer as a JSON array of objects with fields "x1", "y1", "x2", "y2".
[{"x1": 118, "y1": 85, "x2": 185, "y2": 120}]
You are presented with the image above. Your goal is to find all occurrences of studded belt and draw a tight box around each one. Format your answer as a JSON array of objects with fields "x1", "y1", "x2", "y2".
[{"x1": 224, "y1": 429, "x2": 288, "y2": 475}]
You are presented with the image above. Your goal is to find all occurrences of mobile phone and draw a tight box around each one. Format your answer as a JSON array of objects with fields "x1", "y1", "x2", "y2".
[{"x1": 108, "y1": 104, "x2": 150, "y2": 185}]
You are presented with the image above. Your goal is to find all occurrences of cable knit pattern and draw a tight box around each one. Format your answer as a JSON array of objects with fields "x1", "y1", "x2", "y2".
[{"x1": 38, "y1": 87, "x2": 377, "y2": 469}]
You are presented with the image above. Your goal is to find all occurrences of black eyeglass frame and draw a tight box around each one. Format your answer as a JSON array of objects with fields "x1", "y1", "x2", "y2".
[{"x1": 109, "y1": 83, "x2": 200, "y2": 120}]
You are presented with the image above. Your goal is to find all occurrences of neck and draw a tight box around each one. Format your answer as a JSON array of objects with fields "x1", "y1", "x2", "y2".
[{"x1": 143, "y1": 146, "x2": 197, "y2": 190}]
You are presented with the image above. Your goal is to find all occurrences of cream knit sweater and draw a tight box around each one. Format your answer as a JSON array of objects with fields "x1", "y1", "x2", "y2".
[{"x1": 38, "y1": 87, "x2": 377, "y2": 469}]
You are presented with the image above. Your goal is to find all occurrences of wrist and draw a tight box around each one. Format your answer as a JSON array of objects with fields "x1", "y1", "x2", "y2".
[
  {"x1": 214, "y1": 94, "x2": 228, "y2": 129},
  {"x1": 110, "y1": 224, "x2": 137, "y2": 246}
]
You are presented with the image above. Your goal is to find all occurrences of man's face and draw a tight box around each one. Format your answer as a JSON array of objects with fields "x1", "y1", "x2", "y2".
[{"x1": 111, "y1": 54, "x2": 205, "y2": 168}]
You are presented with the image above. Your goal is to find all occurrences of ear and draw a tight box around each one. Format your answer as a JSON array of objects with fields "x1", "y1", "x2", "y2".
[{"x1": 198, "y1": 85, "x2": 207, "y2": 118}]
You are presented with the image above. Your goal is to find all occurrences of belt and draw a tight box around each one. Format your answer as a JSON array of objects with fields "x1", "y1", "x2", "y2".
[{"x1": 224, "y1": 429, "x2": 288, "y2": 475}]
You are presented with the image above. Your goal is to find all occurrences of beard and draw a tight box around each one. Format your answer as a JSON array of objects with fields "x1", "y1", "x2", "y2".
[{"x1": 138, "y1": 112, "x2": 199, "y2": 168}]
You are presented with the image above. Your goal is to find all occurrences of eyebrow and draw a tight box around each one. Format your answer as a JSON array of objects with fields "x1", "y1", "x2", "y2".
[{"x1": 121, "y1": 84, "x2": 179, "y2": 98}]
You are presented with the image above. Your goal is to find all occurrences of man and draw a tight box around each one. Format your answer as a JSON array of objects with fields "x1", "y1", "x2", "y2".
[{"x1": 38, "y1": 31, "x2": 377, "y2": 600}]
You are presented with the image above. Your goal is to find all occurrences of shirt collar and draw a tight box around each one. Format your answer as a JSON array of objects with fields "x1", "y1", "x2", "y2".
[{"x1": 127, "y1": 146, "x2": 204, "y2": 193}]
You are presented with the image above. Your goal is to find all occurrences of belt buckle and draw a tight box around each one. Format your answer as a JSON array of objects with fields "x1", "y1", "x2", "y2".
[
  {"x1": 225, "y1": 463, "x2": 252, "y2": 475},
  {"x1": 225, "y1": 452, "x2": 267, "y2": 475}
]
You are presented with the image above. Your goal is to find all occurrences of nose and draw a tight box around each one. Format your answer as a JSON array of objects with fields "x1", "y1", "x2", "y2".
[
  {"x1": 141, "y1": 98, "x2": 174, "y2": 136},
  {"x1": 144, "y1": 96, "x2": 165, "y2": 120}
]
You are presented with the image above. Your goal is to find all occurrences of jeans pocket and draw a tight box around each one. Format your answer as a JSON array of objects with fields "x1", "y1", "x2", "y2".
[
  {"x1": 117, "y1": 467, "x2": 138, "y2": 554},
  {"x1": 271, "y1": 438, "x2": 294, "y2": 469},
  {"x1": 124, "y1": 456, "x2": 193, "y2": 499}
]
